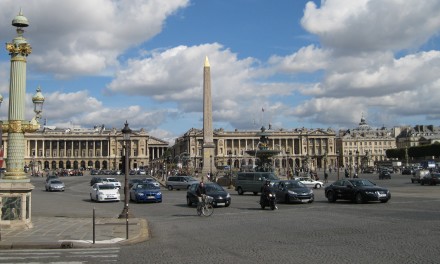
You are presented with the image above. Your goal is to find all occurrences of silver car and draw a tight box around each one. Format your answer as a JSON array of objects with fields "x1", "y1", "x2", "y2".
[
  {"x1": 166, "y1": 176, "x2": 199, "y2": 190},
  {"x1": 45, "y1": 179, "x2": 65, "y2": 192}
]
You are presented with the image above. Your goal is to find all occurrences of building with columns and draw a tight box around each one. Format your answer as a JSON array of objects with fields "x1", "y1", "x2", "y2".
[
  {"x1": 1, "y1": 125, "x2": 169, "y2": 172},
  {"x1": 336, "y1": 116, "x2": 397, "y2": 171},
  {"x1": 171, "y1": 126, "x2": 337, "y2": 175}
]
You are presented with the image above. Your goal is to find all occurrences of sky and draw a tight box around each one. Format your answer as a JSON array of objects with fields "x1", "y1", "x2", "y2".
[{"x1": 1, "y1": 0, "x2": 440, "y2": 145}]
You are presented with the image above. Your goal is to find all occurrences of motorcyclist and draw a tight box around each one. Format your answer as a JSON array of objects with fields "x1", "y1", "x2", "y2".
[{"x1": 260, "y1": 180, "x2": 277, "y2": 209}]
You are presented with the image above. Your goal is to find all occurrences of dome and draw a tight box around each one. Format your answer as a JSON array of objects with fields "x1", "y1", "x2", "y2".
[{"x1": 12, "y1": 10, "x2": 29, "y2": 28}]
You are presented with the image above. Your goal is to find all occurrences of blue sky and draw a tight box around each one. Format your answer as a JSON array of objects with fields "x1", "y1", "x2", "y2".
[{"x1": 1, "y1": 0, "x2": 440, "y2": 144}]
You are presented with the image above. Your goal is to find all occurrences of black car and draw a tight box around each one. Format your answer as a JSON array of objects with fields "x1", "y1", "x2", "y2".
[
  {"x1": 420, "y1": 173, "x2": 440, "y2": 185},
  {"x1": 186, "y1": 182, "x2": 231, "y2": 207},
  {"x1": 273, "y1": 180, "x2": 314, "y2": 204},
  {"x1": 324, "y1": 179, "x2": 391, "y2": 204},
  {"x1": 379, "y1": 170, "x2": 391, "y2": 179},
  {"x1": 90, "y1": 177, "x2": 103, "y2": 186},
  {"x1": 401, "y1": 167, "x2": 414, "y2": 175}
]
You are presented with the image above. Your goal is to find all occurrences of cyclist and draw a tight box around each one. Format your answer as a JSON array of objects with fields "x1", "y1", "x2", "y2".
[{"x1": 196, "y1": 182, "x2": 206, "y2": 209}]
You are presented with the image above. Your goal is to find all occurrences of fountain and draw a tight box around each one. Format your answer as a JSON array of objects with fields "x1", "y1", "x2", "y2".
[{"x1": 246, "y1": 126, "x2": 281, "y2": 172}]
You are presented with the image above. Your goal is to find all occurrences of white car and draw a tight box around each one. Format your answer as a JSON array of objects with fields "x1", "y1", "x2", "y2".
[
  {"x1": 90, "y1": 183, "x2": 121, "y2": 202},
  {"x1": 102, "y1": 178, "x2": 122, "y2": 189},
  {"x1": 296, "y1": 177, "x2": 324, "y2": 189}
]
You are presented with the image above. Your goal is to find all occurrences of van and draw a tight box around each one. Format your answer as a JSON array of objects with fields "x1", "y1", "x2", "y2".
[
  {"x1": 411, "y1": 169, "x2": 430, "y2": 183},
  {"x1": 235, "y1": 172, "x2": 279, "y2": 195}
]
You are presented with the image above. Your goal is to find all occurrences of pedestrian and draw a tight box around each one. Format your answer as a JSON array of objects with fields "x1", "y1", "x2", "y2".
[{"x1": 324, "y1": 172, "x2": 328, "y2": 183}]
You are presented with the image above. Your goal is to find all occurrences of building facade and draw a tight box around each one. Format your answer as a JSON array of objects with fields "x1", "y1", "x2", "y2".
[
  {"x1": 336, "y1": 117, "x2": 397, "y2": 171},
  {"x1": 395, "y1": 125, "x2": 440, "y2": 148},
  {"x1": 1, "y1": 126, "x2": 169, "y2": 173},
  {"x1": 171, "y1": 126, "x2": 337, "y2": 175}
]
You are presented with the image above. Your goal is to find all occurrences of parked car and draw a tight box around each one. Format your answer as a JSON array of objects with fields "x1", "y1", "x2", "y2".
[
  {"x1": 90, "y1": 183, "x2": 120, "y2": 202},
  {"x1": 363, "y1": 167, "x2": 375, "y2": 173},
  {"x1": 420, "y1": 173, "x2": 440, "y2": 185},
  {"x1": 296, "y1": 177, "x2": 324, "y2": 189},
  {"x1": 129, "y1": 183, "x2": 162, "y2": 203},
  {"x1": 379, "y1": 170, "x2": 391, "y2": 180},
  {"x1": 90, "y1": 177, "x2": 103, "y2": 186},
  {"x1": 324, "y1": 179, "x2": 391, "y2": 204},
  {"x1": 166, "y1": 176, "x2": 199, "y2": 190},
  {"x1": 102, "y1": 178, "x2": 122, "y2": 189},
  {"x1": 45, "y1": 179, "x2": 65, "y2": 192},
  {"x1": 187, "y1": 182, "x2": 231, "y2": 207},
  {"x1": 273, "y1": 180, "x2": 314, "y2": 204},
  {"x1": 143, "y1": 177, "x2": 160, "y2": 187}
]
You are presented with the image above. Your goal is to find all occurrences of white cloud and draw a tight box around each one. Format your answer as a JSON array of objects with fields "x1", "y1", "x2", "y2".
[{"x1": 0, "y1": 0, "x2": 190, "y2": 78}]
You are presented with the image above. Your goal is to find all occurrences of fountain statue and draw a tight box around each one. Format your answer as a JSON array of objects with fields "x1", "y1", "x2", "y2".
[{"x1": 246, "y1": 126, "x2": 281, "y2": 172}]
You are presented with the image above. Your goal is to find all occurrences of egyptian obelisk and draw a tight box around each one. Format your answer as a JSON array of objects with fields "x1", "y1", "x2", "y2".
[{"x1": 201, "y1": 57, "x2": 215, "y2": 179}]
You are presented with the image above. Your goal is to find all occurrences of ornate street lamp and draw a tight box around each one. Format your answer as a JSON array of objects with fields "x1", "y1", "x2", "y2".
[
  {"x1": 0, "y1": 10, "x2": 46, "y2": 229},
  {"x1": 119, "y1": 121, "x2": 133, "y2": 221},
  {"x1": 209, "y1": 154, "x2": 213, "y2": 181},
  {"x1": 228, "y1": 150, "x2": 233, "y2": 189},
  {"x1": 349, "y1": 151, "x2": 353, "y2": 178}
]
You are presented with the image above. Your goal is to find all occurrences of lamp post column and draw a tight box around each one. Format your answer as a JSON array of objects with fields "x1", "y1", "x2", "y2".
[{"x1": 119, "y1": 121, "x2": 133, "y2": 220}]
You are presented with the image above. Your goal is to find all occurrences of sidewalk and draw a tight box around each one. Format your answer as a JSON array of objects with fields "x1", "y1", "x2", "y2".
[{"x1": 0, "y1": 216, "x2": 149, "y2": 249}]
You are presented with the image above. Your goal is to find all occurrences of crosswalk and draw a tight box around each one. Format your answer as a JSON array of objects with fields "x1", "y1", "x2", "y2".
[{"x1": 0, "y1": 247, "x2": 120, "y2": 263}]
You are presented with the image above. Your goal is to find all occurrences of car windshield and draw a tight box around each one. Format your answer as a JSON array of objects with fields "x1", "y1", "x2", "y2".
[
  {"x1": 206, "y1": 184, "x2": 223, "y2": 192},
  {"x1": 285, "y1": 181, "x2": 306, "y2": 189},
  {"x1": 144, "y1": 178, "x2": 156, "y2": 182},
  {"x1": 185, "y1": 176, "x2": 197, "y2": 181},
  {"x1": 107, "y1": 179, "x2": 117, "y2": 182},
  {"x1": 99, "y1": 185, "x2": 116, "y2": 190},
  {"x1": 137, "y1": 184, "x2": 159, "y2": 190},
  {"x1": 50, "y1": 180, "x2": 63, "y2": 184},
  {"x1": 351, "y1": 180, "x2": 374, "y2": 187}
]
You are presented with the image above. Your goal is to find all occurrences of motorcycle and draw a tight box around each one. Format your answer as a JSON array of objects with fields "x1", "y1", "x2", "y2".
[{"x1": 260, "y1": 191, "x2": 277, "y2": 210}]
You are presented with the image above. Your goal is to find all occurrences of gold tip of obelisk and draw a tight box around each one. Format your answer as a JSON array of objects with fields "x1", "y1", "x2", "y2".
[{"x1": 204, "y1": 56, "x2": 210, "y2": 67}]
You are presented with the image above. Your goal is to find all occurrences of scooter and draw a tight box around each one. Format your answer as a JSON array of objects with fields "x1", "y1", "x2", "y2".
[{"x1": 260, "y1": 191, "x2": 277, "y2": 210}]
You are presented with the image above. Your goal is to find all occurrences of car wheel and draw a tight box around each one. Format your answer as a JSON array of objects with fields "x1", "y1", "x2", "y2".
[
  {"x1": 90, "y1": 194, "x2": 93, "y2": 201},
  {"x1": 327, "y1": 191, "x2": 336, "y2": 203},
  {"x1": 355, "y1": 193, "x2": 364, "y2": 204},
  {"x1": 225, "y1": 203, "x2": 230, "y2": 207},
  {"x1": 315, "y1": 183, "x2": 321, "y2": 189},
  {"x1": 380, "y1": 199, "x2": 388, "y2": 203},
  {"x1": 237, "y1": 187, "x2": 243, "y2": 195},
  {"x1": 187, "y1": 197, "x2": 192, "y2": 206},
  {"x1": 253, "y1": 192, "x2": 258, "y2": 196},
  {"x1": 421, "y1": 181, "x2": 425, "y2": 186},
  {"x1": 411, "y1": 179, "x2": 414, "y2": 183},
  {"x1": 167, "y1": 185, "x2": 173, "y2": 191}
]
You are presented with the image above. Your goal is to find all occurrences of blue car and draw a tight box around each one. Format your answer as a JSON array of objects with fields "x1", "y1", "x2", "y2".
[{"x1": 129, "y1": 183, "x2": 162, "y2": 203}]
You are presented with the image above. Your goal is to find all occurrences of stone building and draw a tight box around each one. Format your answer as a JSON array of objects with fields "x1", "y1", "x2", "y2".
[
  {"x1": 395, "y1": 125, "x2": 440, "y2": 148},
  {"x1": 1, "y1": 125, "x2": 169, "y2": 172},
  {"x1": 336, "y1": 116, "x2": 396, "y2": 171},
  {"x1": 171, "y1": 126, "x2": 337, "y2": 175}
]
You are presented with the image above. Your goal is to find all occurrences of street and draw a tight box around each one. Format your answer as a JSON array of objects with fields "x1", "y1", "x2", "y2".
[{"x1": 29, "y1": 172, "x2": 440, "y2": 263}]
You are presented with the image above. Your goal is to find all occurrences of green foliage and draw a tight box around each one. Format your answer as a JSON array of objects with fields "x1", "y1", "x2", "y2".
[{"x1": 388, "y1": 143, "x2": 440, "y2": 159}]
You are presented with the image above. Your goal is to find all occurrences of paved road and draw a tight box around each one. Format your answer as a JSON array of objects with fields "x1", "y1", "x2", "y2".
[{"x1": 28, "y1": 172, "x2": 440, "y2": 263}]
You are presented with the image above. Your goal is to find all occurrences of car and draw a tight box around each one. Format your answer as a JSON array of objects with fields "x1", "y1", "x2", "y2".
[
  {"x1": 324, "y1": 178, "x2": 391, "y2": 204},
  {"x1": 90, "y1": 183, "x2": 120, "y2": 202},
  {"x1": 102, "y1": 178, "x2": 122, "y2": 189},
  {"x1": 420, "y1": 173, "x2": 440, "y2": 185},
  {"x1": 45, "y1": 179, "x2": 65, "y2": 192},
  {"x1": 90, "y1": 176, "x2": 103, "y2": 186},
  {"x1": 401, "y1": 167, "x2": 414, "y2": 175},
  {"x1": 296, "y1": 177, "x2": 324, "y2": 189},
  {"x1": 186, "y1": 182, "x2": 231, "y2": 207},
  {"x1": 129, "y1": 183, "x2": 162, "y2": 203},
  {"x1": 379, "y1": 170, "x2": 391, "y2": 179},
  {"x1": 363, "y1": 167, "x2": 375, "y2": 173},
  {"x1": 411, "y1": 169, "x2": 429, "y2": 183},
  {"x1": 142, "y1": 177, "x2": 160, "y2": 187},
  {"x1": 166, "y1": 176, "x2": 199, "y2": 190},
  {"x1": 273, "y1": 180, "x2": 314, "y2": 204}
]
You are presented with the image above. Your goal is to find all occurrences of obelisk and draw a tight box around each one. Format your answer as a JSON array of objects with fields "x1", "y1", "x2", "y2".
[{"x1": 201, "y1": 57, "x2": 215, "y2": 179}]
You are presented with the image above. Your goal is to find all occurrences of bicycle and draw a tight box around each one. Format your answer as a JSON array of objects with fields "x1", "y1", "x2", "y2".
[{"x1": 197, "y1": 195, "x2": 214, "y2": 216}]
